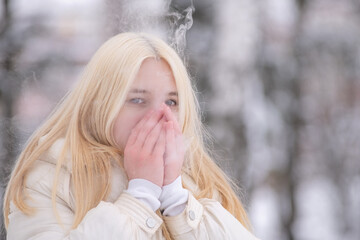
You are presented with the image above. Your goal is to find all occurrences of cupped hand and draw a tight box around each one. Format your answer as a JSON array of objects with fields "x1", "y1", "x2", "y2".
[
  {"x1": 162, "y1": 103, "x2": 185, "y2": 186},
  {"x1": 123, "y1": 109, "x2": 166, "y2": 187}
]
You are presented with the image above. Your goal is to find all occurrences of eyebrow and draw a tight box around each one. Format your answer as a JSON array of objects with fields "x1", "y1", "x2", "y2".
[{"x1": 129, "y1": 88, "x2": 178, "y2": 96}]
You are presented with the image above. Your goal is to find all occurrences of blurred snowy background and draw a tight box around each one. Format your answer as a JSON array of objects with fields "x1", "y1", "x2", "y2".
[{"x1": 1, "y1": 0, "x2": 360, "y2": 239}]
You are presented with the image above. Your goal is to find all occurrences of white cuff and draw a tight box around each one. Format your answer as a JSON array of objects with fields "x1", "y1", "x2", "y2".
[
  {"x1": 124, "y1": 179, "x2": 162, "y2": 212},
  {"x1": 159, "y1": 176, "x2": 189, "y2": 216}
]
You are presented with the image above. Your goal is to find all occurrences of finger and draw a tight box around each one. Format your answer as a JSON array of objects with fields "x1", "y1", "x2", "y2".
[
  {"x1": 165, "y1": 121, "x2": 176, "y2": 156},
  {"x1": 175, "y1": 133, "x2": 185, "y2": 155},
  {"x1": 127, "y1": 110, "x2": 154, "y2": 146},
  {"x1": 153, "y1": 126, "x2": 166, "y2": 158},
  {"x1": 135, "y1": 109, "x2": 164, "y2": 147},
  {"x1": 162, "y1": 103, "x2": 182, "y2": 134},
  {"x1": 143, "y1": 117, "x2": 165, "y2": 154}
]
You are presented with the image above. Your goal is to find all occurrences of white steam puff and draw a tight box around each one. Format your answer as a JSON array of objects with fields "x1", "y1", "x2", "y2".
[{"x1": 106, "y1": 0, "x2": 194, "y2": 58}]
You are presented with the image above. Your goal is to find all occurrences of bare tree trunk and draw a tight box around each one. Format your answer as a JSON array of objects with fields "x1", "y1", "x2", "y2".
[
  {"x1": 0, "y1": 0, "x2": 22, "y2": 239},
  {"x1": 282, "y1": 1, "x2": 307, "y2": 239},
  {"x1": 256, "y1": 0, "x2": 308, "y2": 239}
]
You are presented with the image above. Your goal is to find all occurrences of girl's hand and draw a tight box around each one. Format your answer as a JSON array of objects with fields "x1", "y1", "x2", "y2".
[
  {"x1": 123, "y1": 109, "x2": 166, "y2": 187},
  {"x1": 163, "y1": 104, "x2": 185, "y2": 186}
]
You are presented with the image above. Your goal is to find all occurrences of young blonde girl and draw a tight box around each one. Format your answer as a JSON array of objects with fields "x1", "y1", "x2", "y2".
[{"x1": 3, "y1": 32, "x2": 258, "y2": 239}]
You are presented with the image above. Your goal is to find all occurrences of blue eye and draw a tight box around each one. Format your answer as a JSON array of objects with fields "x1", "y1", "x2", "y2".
[
  {"x1": 129, "y1": 98, "x2": 145, "y2": 104},
  {"x1": 165, "y1": 99, "x2": 177, "y2": 106}
]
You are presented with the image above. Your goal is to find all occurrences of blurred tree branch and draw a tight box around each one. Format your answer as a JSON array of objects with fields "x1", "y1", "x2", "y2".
[
  {"x1": 256, "y1": 0, "x2": 308, "y2": 239},
  {"x1": 0, "y1": 1, "x2": 16, "y2": 239},
  {"x1": 0, "y1": 0, "x2": 11, "y2": 36}
]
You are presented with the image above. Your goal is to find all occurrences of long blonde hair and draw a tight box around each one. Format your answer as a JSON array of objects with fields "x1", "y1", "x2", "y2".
[{"x1": 3, "y1": 32, "x2": 251, "y2": 236}]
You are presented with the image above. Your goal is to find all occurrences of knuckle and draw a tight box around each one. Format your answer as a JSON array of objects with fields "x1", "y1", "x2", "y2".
[{"x1": 139, "y1": 151, "x2": 149, "y2": 161}]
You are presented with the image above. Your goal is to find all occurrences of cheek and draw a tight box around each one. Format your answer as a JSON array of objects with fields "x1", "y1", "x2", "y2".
[
  {"x1": 113, "y1": 110, "x2": 145, "y2": 149},
  {"x1": 172, "y1": 110, "x2": 183, "y2": 132},
  {"x1": 171, "y1": 109, "x2": 180, "y2": 123}
]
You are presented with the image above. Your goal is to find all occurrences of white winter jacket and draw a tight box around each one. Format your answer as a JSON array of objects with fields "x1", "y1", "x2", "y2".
[{"x1": 7, "y1": 137, "x2": 259, "y2": 240}]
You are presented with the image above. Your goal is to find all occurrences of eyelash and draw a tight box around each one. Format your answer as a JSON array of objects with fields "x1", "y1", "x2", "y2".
[
  {"x1": 129, "y1": 98, "x2": 145, "y2": 104},
  {"x1": 165, "y1": 99, "x2": 177, "y2": 106},
  {"x1": 128, "y1": 98, "x2": 178, "y2": 106}
]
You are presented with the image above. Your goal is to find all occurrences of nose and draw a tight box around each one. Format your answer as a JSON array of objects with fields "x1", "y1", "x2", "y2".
[{"x1": 149, "y1": 101, "x2": 166, "y2": 112}]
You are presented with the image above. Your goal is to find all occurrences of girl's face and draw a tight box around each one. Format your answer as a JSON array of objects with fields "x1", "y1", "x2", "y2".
[{"x1": 113, "y1": 58, "x2": 179, "y2": 150}]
